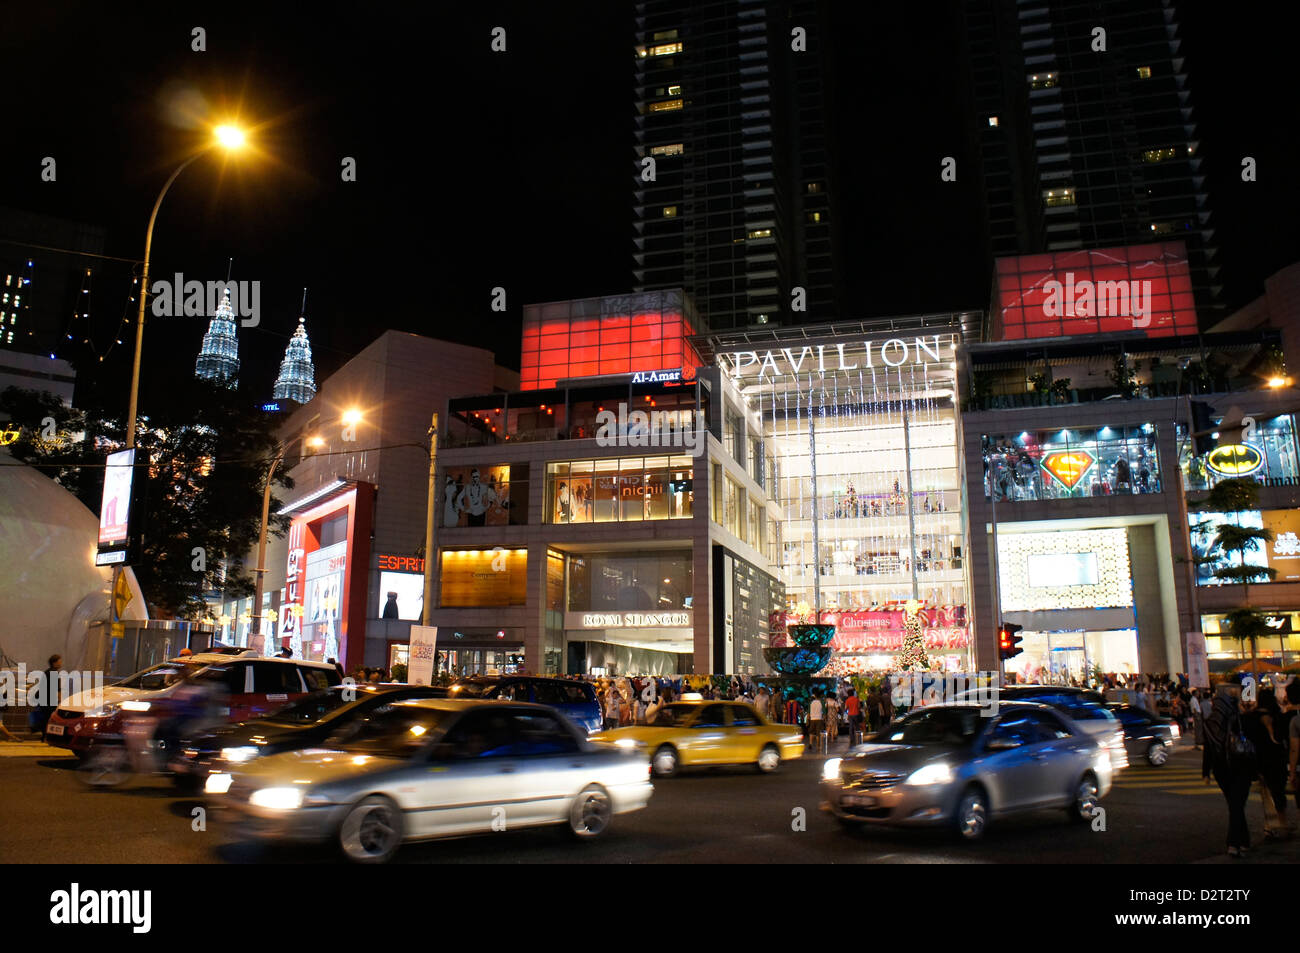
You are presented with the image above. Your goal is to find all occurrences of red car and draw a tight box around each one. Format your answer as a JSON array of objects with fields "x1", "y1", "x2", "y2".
[{"x1": 45, "y1": 652, "x2": 341, "y2": 758}]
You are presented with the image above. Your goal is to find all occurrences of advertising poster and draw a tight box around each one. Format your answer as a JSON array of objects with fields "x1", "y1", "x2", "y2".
[
  {"x1": 408, "y1": 625, "x2": 438, "y2": 685},
  {"x1": 442, "y1": 465, "x2": 510, "y2": 527},
  {"x1": 1264, "y1": 509, "x2": 1300, "y2": 582},
  {"x1": 1185, "y1": 631, "x2": 1209, "y2": 689},
  {"x1": 98, "y1": 448, "x2": 135, "y2": 546},
  {"x1": 378, "y1": 570, "x2": 424, "y2": 621},
  {"x1": 303, "y1": 541, "x2": 347, "y2": 661}
]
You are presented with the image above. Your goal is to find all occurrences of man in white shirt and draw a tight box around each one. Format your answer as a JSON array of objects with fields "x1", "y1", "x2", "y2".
[{"x1": 808, "y1": 692, "x2": 826, "y2": 754}]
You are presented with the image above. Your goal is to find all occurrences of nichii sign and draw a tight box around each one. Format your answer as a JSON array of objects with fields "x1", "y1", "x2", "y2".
[{"x1": 728, "y1": 334, "x2": 951, "y2": 377}]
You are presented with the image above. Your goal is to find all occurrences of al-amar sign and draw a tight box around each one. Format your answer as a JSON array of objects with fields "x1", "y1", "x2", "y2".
[{"x1": 1206, "y1": 443, "x2": 1263, "y2": 477}]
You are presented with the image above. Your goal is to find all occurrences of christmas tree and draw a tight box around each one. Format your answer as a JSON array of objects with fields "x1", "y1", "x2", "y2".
[{"x1": 895, "y1": 599, "x2": 930, "y2": 672}]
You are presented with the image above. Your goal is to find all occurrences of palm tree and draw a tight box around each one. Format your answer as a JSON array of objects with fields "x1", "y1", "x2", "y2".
[{"x1": 1195, "y1": 477, "x2": 1276, "y2": 678}]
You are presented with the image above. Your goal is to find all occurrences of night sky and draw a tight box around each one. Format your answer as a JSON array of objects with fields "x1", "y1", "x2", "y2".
[{"x1": 3, "y1": 1, "x2": 1296, "y2": 415}]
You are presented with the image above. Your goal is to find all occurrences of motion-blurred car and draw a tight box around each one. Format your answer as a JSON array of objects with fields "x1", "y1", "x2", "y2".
[
  {"x1": 590, "y1": 700, "x2": 804, "y2": 777},
  {"x1": 206, "y1": 698, "x2": 652, "y2": 863},
  {"x1": 958, "y1": 685, "x2": 1128, "y2": 771},
  {"x1": 172, "y1": 683, "x2": 447, "y2": 784},
  {"x1": 45, "y1": 653, "x2": 341, "y2": 758},
  {"x1": 1105, "y1": 703, "x2": 1179, "y2": 766},
  {"x1": 822, "y1": 702, "x2": 1113, "y2": 840},
  {"x1": 449, "y1": 676, "x2": 602, "y2": 734}
]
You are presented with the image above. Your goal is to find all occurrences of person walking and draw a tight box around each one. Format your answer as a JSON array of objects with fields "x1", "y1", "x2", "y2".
[
  {"x1": 1202, "y1": 679, "x2": 1257, "y2": 857},
  {"x1": 1244, "y1": 688, "x2": 1291, "y2": 838},
  {"x1": 1190, "y1": 688, "x2": 1206, "y2": 749},
  {"x1": 808, "y1": 691, "x2": 826, "y2": 755},
  {"x1": 825, "y1": 692, "x2": 840, "y2": 749},
  {"x1": 28, "y1": 654, "x2": 63, "y2": 739},
  {"x1": 845, "y1": 689, "x2": 863, "y2": 744}
]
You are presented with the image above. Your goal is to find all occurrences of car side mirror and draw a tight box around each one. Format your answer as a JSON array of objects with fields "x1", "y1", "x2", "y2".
[{"x1": 985, "y1": 737, "x2": 1021, "y2": 752}]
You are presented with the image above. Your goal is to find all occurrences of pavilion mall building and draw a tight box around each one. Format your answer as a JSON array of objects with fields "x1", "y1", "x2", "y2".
[{"x1": 424, "y1": 290, "x2": 980, "y2": 677}]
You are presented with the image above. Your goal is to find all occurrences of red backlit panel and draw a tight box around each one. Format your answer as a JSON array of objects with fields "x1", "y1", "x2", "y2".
[
  {"x1": 992, "y1": 242, "x2": 1198, "y2": 341},
  {"x1": 520, "y1": 299, "x2": 703, "y2": 389}
]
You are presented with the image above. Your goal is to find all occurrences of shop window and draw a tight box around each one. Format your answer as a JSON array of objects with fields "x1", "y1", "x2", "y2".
[
  {"x1": 1043, "y1": 188, "x2": 1075, "y2": 207},
  {"x1": 566, "y1": 551, "x2": 693, "y2": 612},
  {"x1": 1180, "y1": 414, "x2": 1299, "y2": 491},
  {"x1": 984, "y1": 425, "x2": 1161, "y2": 501},
  {"x1": 439, "y1": 549, "x2": 528, "y2": 606},
  {"x1": 547, "y1": 456, "x2": 693, "y2": 524}
]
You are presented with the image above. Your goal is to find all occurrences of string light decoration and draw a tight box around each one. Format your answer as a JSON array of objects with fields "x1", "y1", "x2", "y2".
[{"x1": 895, "y1": 599, "x2": 931, "y2": 671}]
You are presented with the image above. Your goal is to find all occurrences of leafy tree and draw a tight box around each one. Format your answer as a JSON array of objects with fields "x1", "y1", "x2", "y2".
[
  {"x1": 2, "y1": 379, "x2": 292, "y2": 619},
  {"x1": 1194, "y1": 477, "x2": 1275, "y2": 677}
]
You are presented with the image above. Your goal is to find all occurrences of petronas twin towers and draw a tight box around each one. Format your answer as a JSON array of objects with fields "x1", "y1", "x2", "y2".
[{"x1": 194, "y1": 287, "x2": 317, "y2": 405}]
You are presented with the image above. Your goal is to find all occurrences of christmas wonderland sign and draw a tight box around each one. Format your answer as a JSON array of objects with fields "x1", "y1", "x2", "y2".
[{"x1": 770, "y1": 607, "x2": 970, "y2": 652}]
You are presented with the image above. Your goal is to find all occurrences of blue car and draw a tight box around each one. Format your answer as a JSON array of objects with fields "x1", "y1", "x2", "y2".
[{"x1": 448, "y1": 676, "x2": 603, "y2": 734}]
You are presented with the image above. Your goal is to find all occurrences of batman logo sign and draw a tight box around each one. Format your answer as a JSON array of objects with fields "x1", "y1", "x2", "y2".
[{"x1": 1206, "y1": 443, "x2": 1262, "y2": 476}]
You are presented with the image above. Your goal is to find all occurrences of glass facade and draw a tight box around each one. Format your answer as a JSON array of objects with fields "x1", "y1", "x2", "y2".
[
  {"x1": 983, "y1": 425, "x2": 1161, "y2": 501},
  {"x1": 546, "y1": 455, "x2": 694, "y2": 523},
  {"x1": 1180, "y1": 414, "x2": 1300, "y2": 490},
  {"x1": 565, "y1": 551, "x2": 693, "y2": 612}
]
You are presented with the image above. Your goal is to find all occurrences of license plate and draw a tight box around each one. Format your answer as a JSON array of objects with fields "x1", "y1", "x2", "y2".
[
  {"x1": 842, "y1": 794, "x2": 876, "y2": 807},
  {"x1": 46, "y1": 723, "x2": 64, "y2": 736}
]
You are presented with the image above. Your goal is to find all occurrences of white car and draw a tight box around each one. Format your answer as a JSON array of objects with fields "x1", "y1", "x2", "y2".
[{"x1": 207, "y1": 698, "x2": 654, "y2": 862}]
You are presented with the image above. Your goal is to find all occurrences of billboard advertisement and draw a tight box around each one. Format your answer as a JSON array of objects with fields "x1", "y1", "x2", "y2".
[
  {"x1": 378, "y1": 570, "x2": 424, "y2": 621},
  {"x1": 303, "y1": 541, "x2": 347, "y2": 662},
  {"x1": 98, "y1": 448, "x2": 135, "y2": 547}
]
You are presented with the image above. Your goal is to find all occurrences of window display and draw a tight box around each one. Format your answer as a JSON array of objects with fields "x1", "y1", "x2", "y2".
[
  {"x1": 983, "y1": 425, "x2": 1161, "y2": 501},
  {"x1": 1180, "y1": 414, "x2": 1299, "y2": 490},
  {"x1": 546, "y1": 456, "x2": 693, "y2": 523}
]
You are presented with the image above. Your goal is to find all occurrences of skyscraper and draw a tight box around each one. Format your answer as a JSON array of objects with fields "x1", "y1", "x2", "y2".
[
  {"x1": 632, "y1": 0, "x2": 841, "y2": 331},
  {"x1": 194, "y1": 288, "x2": 241, "y2": 385},
  {"x1": 273, "y1": 315, "x2": 317, "y2": 405},
  {"x1": 964, "y1": 0, "x2": 1222, "y2": 321}
]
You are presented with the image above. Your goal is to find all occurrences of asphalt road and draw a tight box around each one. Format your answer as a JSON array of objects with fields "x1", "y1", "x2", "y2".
[{"x1": 2, "y1": 742, "x2": 1297, "y2": 864}]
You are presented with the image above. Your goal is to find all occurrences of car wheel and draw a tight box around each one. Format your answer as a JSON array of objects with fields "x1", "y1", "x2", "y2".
[
  {"x1": 568, "y1": 785, "x2": 613, "y2": 840},
  {"x1": 338, "y1": 795, "x2": 404, "y2": 864},
  {"x1": 1146, "y1": 742, "x2": 1168, "y2": 767},
  {"x1": 756, "y1": 744, "x2": 781, "y2": 774},
  {"x1": 1069, "y1": 773, "x2": 1100, "y2": 823},
  {"x1": 954, "y1": 786, "x2": 988, "y2": 841},
  {"x1": 652, "y1": 745, "x2": 679, "y2": 778}
]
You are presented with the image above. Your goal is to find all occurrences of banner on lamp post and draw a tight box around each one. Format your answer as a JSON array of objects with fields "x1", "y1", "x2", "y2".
[
  {"x1": 1186, "y1": 631, "x2": 1209, "y2": 690},
  {"x1": 408, "y1": 625, "x2": 438, "y2": 685}
]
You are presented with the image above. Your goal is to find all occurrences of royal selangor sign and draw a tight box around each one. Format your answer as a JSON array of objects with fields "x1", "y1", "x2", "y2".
[
  {"x1": 728, "y1": 333, "x2": 953, "y2": 377},
  {"x1": 573, "y1": 611, "x2": 692, "y2": 629}
]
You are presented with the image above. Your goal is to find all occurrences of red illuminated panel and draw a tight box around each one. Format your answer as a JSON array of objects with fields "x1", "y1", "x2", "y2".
[
  {"x1": 992, "y1": 241, "x2": 1198, "y2": 341},
  {"x1": 519, "y1": 301, "x2": 703, "y2": 389}
]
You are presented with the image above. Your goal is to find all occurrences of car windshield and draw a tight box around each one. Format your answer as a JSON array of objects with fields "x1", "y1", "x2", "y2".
[
  {"x1": 332, "y1": 706, "x2": 451, "y2": 758},
  {"x1": 448, "y1": 681, "x2": 497, "y2": 699},
  {"x1": 264, "y1": 688, "x2": 360, "y2": 724},
  {"x1": 651, "y1": 704, "x2": 699, "y2": 727},
  {"x1": 874, "y1": 707, "x2": 986, "y2": 746},
  {"x1": 112, "y1": 662, "x2": 202, "y2": 692}
]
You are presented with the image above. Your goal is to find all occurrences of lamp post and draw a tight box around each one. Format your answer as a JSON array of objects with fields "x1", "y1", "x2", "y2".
[
  {"x1": 251, "y1": 432, "x2": 323, "y2": 653},
  {"x1": 125, "y1": 124, "x2": 248, "y2": 449}
]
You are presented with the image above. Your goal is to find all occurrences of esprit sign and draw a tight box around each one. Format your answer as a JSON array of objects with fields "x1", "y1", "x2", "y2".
[
  {"x1": 728, "y1": 334, "x2": 950, "y2": 377},
  {"x1": 378, "y1": 554, "x2": 425, "y2": 572},
  {"x1": 581, "y1": 612, "x2": 691, "y2": 628}
]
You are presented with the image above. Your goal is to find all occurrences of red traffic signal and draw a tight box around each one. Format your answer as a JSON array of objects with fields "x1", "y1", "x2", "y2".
[{"x1": 998, "y1": 622, "x2": 1024, "y2": 661}]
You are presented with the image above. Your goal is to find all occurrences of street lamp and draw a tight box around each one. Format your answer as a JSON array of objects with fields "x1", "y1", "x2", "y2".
[
  {"x1": 251, "y1": 431, "x2": 325, "y2": 653},
  {"x1": 125, "y1": 122, "x2": 249, "y2": 449}
]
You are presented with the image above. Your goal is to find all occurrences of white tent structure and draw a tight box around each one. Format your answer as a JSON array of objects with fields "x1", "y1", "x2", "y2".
[{"x1": 0, "y1": 452, "x2": 148, "y2": 670}]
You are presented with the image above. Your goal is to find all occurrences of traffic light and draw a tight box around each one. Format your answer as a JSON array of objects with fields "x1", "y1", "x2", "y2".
[
  {"x1": 1189, "y1": 401, "x2": 1217, "y2": 457},
  {"x1": 998, "y1": 622, "x2": 1024, "y2": 661}
]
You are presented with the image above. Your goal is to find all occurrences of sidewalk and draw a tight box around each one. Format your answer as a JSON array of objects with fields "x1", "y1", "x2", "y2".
[{"x1": 0, "y1": 739, "x2": 73, "y2": 758}]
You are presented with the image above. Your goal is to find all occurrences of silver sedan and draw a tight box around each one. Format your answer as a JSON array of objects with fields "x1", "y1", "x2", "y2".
[
  {"x1": 206, "y1": 698, "x2": 653, "y2": 862},
  {"x1": 821, "y1": 702, "x2": 1113, "y2": 840}
]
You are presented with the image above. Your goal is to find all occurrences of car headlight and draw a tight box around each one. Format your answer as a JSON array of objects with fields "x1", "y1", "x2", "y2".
[
  {"x1": 205, "y1": 773, "x2": 233, "y2": 795},
  {"x1": 249, "y1": 787, "x2": 304, "y2": 811},
  {"x1": 905, "y1": 763, "x2": 954, "y2": 786},
  {"x1": 782, "y1": 734, "x2": 804, "y2": 745},
  {"x1": 1169, "y1": 723, "x2": 1180, "y2": 740},
  {"x1": 220, "y1": 746, "x2": 259, "y2": 763},
  {"x1": 822, "y1": 758, "x2": 842, "y2": 781},
  {"x1": 614, "y1": 738, "x2": 645, "y2": 749},
  {"x1": 84, "y1": 703, "x2": 122, "y2": 718},
  {"x1": 120, "y1": 700, "x2": 151, "y2": 712}
]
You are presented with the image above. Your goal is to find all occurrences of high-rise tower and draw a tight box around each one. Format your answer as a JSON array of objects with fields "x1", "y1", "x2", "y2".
[
  {"x1": 964, "y1": 0, "x2": 1222, "y2": 321},
  {"x1": 632, "y1": 0, "x2": 841, "y2": 331},
  {"x1": 194, "y1": 287, "x2": 240, "y2": 385},
  {"x1": 272, "y1": 310, "x2": 317, "y2": 405}
]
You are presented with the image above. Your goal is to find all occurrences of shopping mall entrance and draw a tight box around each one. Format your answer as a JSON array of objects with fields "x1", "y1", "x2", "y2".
[{"x1": 1007, "y1": 628, "x2": 1139, "y2": 682}]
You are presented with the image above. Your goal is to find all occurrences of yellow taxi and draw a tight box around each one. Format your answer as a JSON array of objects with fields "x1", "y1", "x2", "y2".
[{"x1": 590, "y1": 699, "x2": 804, "y2": 777}]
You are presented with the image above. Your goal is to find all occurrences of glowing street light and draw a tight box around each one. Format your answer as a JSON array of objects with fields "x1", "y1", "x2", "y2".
[{"x1": 125, "y1": 121, "x2": 251, "y2": 449}]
